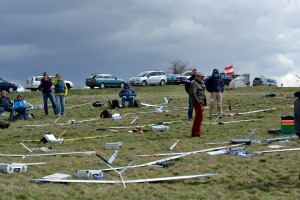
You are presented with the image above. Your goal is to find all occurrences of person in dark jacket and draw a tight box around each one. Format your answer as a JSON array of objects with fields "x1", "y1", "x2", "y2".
[
  {"x1": 119, "y1": 83, "x2": 137, "y2": 108},
  {"x1": 189, "y1": 72, "x2": 206, "y2": 137},
  {"x1": 294, "y1": 91, "x2": 300, "y2": 138},
  {"x1": 205, "y1": 69, "x2": 224, "y2": 119},
  {"x1": 0, "y1": 90, "x2": 14, "y2": 121},
  {"x1": 185, "y1": 69, "x2": 197, "y2": 120},
  {"x1": 39, "y1": 72, "x2": 57, "y2": 116}
]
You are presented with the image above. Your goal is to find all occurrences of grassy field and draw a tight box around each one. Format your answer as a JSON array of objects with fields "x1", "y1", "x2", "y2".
[{"x1": 0, "y1": 85, "x2": 299, "y2": 200}]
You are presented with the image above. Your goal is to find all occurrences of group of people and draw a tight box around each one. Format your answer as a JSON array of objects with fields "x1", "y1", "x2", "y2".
[
  {"x1": 0, "y1": 72, "x2": 68, "y2": 121},
  {"x1": 39, "y1": 72, "x2": 68, "y2": 116},
  {"x1": 185, "y1": 68, "x2": 224, "y2": 137},
  {"x1": 0, "y1": 91, "x2": 29, "y2": 121}
]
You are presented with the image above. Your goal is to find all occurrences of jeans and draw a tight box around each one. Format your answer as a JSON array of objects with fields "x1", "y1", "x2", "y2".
[
  {"x1": 188, "y1": 96, "x2": 193, "y2": 119},
  {"x1": 15, "y1": 107, "x2": 28, "y2": 119},
  {"x1": 43, "y1": 92, "x2": 57, "y2": 115},
  {"x1": 121, "y1": 96, "x2": 134, "y2": 107},
  {"x1": 0, "y1": 106, "x2": 14, "y2": 120},
  {"x1": 55, "y1": 95, "x2": 65, "y2": 115}
]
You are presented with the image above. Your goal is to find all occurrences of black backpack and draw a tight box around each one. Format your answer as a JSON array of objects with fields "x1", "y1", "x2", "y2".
[
  {"x1": 108, "y1": 100, "x2": 120, "y2": 109},
  {"x1": 100, "y1": 110, "x2": 112, "y2": 118},
  {"x1": 134, "y1": 99, "x2": 142, "y2": 107},
  {"x1": 0, "y1": 120, "x2": 9, "y2": 129},
  {"x1": 92, "y1": 101, "x2": 104, "y2": 107}
]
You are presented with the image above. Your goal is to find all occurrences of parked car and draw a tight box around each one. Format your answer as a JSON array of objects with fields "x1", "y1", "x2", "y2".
[
  {"x1": 25, "y1": 75, "x2": 74, "y2": 91},
  {"x1": 252, "y1": 77, "x2": 264, "y2": 86},
  {"x1": 264, "y1": 79, "x2": 277, "y2": 87},
  {"x1": 85, "y1": 73, "x2": 125, "y2": 89},
  {"x1": 129, "y1": 71, "x2": 167, "y2": 86},
  {"x1": 175, "y1": 71, "x2": 192, "y2": 85},
  {"x1": 0, "y1": 78, "x2": 17, "y2": 93},
  {"x1": 166, "y1": 74, "x2": 180, "y2": 85},
  {"x1": 205, "y1": 73, "x2": 239, "y2": 86}
]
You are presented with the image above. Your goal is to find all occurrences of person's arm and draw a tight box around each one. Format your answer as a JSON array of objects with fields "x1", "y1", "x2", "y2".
[
  {"x1": 131, "y1": 89, "x2": 137, "y2": 96},
  {"x1": 64, "y1": 82, "x2": 68, "y2": 96}
]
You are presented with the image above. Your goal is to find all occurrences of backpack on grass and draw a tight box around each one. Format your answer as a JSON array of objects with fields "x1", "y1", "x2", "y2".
[
  {"x1": 108, "y1": 100, "x2": 120, "y2": 109},
  {"x1": 133, "y1": 99, "x2": 142, "y2": 107},
  {"x1": 100, "y1": 110, "x2": 112, "y2": 118}
]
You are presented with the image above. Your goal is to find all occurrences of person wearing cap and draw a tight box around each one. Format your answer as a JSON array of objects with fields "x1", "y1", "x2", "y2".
[
  {"x1": 13, "y1": 95, "x2": 29, "y2": 119},
  {"x1": 205, "y1": 68, "x2": 224, "y2": 119},
  {"x1": 294, "y1": 91, "x2": 300, "y2": 138},
  {"x1": 53, "y1": 74, "x2": 68, "y2": 116},
  {"x1": 39, "y1": 72, "x2": 57, "y2": 116},
  {"x1": 0, "y1": 90, "x2": 14, "y2": 121},
  {"x1": 189, "y1": 72, "x2": 206, "y2": 137},
  {"x1": 119, "y1": 83, "x2": 137, "y2": 108},
  {"x1": 185, "y1": 69, "x2": 197, "y2": 120}
]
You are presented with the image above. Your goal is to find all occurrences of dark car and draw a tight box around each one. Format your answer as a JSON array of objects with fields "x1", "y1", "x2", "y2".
[
  {"x1": 166, "y1": 74, "x2": 180, "y2": 85},
  {"x1": 85, "y1": 73, "x2": 125, "y2": 89},
  {"x1": 0, "y1": 78, "x2": 17, "y2": 93},
  {"x1": 252, "y1": 77, "x2": 263, "y2": 86},
  {"x1": 204, "y1": 73, "x2": 239, "y2": 86}
]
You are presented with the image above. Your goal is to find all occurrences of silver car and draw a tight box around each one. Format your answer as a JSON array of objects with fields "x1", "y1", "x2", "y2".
[{"x1": 129, "y1": 71, "x2": 167, "y2": 86}]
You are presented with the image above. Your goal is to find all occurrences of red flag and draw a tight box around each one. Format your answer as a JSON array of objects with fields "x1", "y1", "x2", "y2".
[{"x1": 225, "y1": 65, "x2": 234, "y2": 75}]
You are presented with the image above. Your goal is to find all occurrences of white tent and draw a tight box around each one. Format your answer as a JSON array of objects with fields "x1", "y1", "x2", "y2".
[{"x1": 229, "y1": 76, "x2": 247, "y2": 88}]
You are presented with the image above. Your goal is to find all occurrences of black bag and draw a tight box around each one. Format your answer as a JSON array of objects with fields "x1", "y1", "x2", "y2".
[
  {"x1": 281, "y1": 116, "x2": 294, "y2": 120},
  {"x1": 108, "y1": 100, "x2": 120, "y2": 109},
  {"x1": 133, "y1": 99, "x2": 142, "y2": 107},
  {"x1": 0, "y1": 120, "x2": 9, "y2": 129},
  {"x1": 92, "y1": 101, "x2": 104, "y2": 107},
  {"x1": 100, "y1": 110, "x2": 112, "y2": 118}
]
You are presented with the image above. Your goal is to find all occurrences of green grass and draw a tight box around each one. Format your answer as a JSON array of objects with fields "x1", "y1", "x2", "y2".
[{"x1": 0, "y1": 85, "x2": 299, "y2": 200}]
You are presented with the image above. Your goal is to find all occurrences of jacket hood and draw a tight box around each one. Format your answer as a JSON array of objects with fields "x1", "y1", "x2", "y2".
[{"x1": 212, "y1": 69, "x2": 219, "y2": 75}]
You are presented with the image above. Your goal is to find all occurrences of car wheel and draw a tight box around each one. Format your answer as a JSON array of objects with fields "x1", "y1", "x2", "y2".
[
  {"x1": 31, "y1": 89, "x2": 37, "y2": 91},
  {"x1": 90, "y1": 86, "x2": 95, "y2": 89},
  {"x1": 159, "y1": 80, "x2": 166, "y2": 86},
  {"x1": 100, "y1": 83, "x2": 106, "y2": 89},
  {"x1": 142, "y1": 81, "x2": 147, "y2": 86},
  {"x1": 120, "y1": 82, "x2": 125, "y2": 88},
  {"x1": 8, "y1": 87, "x2": 14, "y2": 93}
]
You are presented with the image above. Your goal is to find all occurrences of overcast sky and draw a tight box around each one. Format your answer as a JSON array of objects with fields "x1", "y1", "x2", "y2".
[{"x1": 1, "y1": 0, "x2": 300, "y2": 87}]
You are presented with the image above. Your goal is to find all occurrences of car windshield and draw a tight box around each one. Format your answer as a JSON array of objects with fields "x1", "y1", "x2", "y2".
[{"x1": 135, "y1": 72, "x2": 149, "y2": 77}]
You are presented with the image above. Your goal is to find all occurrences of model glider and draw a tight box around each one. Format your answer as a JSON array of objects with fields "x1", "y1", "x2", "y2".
[{"x1": 30, "y1": 173, "x2": 217, "y2": 185}]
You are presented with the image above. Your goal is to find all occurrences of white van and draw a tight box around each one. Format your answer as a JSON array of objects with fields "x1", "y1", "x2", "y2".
[
  {"x1": 25, "y1": 75, "x2": 74, "y2": 91},
  {"x1": 129, "y1": 71, "x2": 167, "y2": 86}
]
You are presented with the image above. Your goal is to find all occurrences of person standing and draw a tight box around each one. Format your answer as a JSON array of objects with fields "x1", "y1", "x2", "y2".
[
  {"x1": 190, "y1": 72, "x2": 206, "y2": 137},
  {"x1": 53, "y1": 74, "x2": 68, "y2": 116},
  {"x1": 0, "y1": 90, "x2": 14, "y2": 121},
  {"x1": 185, "y1": 69, "x2": 197, "y2": 120},
  {"x1": 294, "y1": 91, "x2": 300, "y2": 138},
  {"x1": 39, "y1": 72, "x2": 57, "y2": 116},
  {"x1": 205, "y1": 69, "x2": 224, "y2": 119},
  {"x1": 119, "y1": 83, "x2": 137, "y2": 108}
]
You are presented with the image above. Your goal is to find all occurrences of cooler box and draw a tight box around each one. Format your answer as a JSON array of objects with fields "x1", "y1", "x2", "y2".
[{"x1": 281, "y1": 120, "x2": 294, "y2": 134}]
